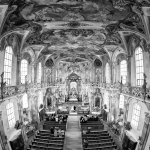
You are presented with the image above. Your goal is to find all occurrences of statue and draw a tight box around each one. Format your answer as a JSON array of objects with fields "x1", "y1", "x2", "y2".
[{"x1": 0, "y1": 72, "x2": 6, "y2": 100}]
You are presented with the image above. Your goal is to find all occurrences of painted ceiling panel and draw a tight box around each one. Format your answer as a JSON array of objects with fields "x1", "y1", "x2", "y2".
[{"x1": 0, "y1": 0, "x2": 147, "y2": 63}]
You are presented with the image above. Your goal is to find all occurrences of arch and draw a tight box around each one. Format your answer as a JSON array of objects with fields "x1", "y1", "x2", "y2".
[
  {"x1": 112, "y1": 47, "x2": 126, "y2": 63},
  {"x1": 0, "y1": 33, "x2": 21, "y2": 57},
  {"x1": 128, "y1": 35, "x2": 141, "y2": 57},
  {"x1": 22, "y1": 47, "x2": 36, "y2": 64}
]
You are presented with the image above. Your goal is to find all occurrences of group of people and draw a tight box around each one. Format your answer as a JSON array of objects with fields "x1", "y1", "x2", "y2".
[
  {"x1": 50, "y1": 127, "x2": 64, "y2": 137},
  {"x1": 80, "y1": 115, "x2": 99, "y2": 123},
  {"x1": 45, "y1": 113, "x2": 68, "y2": 123}
]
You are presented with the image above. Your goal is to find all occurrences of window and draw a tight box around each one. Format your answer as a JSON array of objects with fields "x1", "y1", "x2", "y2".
[
  {"x1": 105, "y1": 63, "x2": 110, "y2": 83},
  {"x1": 135, "y1": 47, "x2": 144, "y2": 86},
  {"x1": 6, "y1": 103, "x2": 15, "y2": 128},
  {"x1": 21, "y1": 59, "x2": 28, "y2": 84},
  {"x1": 120, "y1": 60, "x2": 127, "y2": 84},
  {"x1": 38, "y1": 62, "x2": 42, "y2": 83},
  {"x1": 22, "y1": 94, "x2": 28, "y2": 108},
  {"x1": 131, "y1": 104, "x2": 141, "y2": 128},
  {"x1": 4, "y1": 46, "x2": 13, "y2": 85},
  {"x1": 119, "y1": 95, "x2": 124, "y2": 109}
]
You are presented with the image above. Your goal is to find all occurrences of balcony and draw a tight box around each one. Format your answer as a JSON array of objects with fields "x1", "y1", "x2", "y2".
[
  {"x1": 0, "y1": 83, "x2": 42, "y2": 100},
  {"x1": 99, "y1": 82, "x2": 150, "y2": 101}
]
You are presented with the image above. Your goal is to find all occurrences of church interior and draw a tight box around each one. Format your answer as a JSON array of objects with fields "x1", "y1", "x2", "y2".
[{"x1": 0, "y1": 0, "x2": 150, "y2": 150}]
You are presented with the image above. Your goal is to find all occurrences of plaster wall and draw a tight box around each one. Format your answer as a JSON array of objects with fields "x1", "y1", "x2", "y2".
[
  {"x1": 0, "y1": 51, "x2": 4, "y2": 81},
  {"x1": 127, "y1": 99, "x2": 148, "y2": 141},
  {"x1": 143, "y1": 51, "x2": 150, "y2": 88},
  {"x1": 0, "y1": 97, "x2": 19, "y2": 141}
]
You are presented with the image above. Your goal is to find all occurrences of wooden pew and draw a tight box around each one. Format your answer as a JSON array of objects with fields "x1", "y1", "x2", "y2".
[
  {"x1": 81, "y1": 124, "x2": 104, "y2": 130},
  {"x1": 34, "y1": 138, "x2": 64, "y2": 143},
  {"x1": 30, "y1": 144, "x2": 63, "y2": 150},
  {"x1": 37, "y1": 132, "x2": 65, "y2": 137},
  {"x1": 84, "y1": 144, "x2": 117, "y2": 150},
  {"x1": 82, "y1": 135, "x2": 112, "y2": 140},
  {"x1": 43, "y1": 123, "x2": 66, "y2": 130},
  {"x1": 82, "y1": 133, "x2": 109, "y2": 137},
  {"x1": 32, "y1": 141, "x2": 63, "y2": 147},
  {"x1": 87, "y1": 141, "x2": 115, "y2": 147},
  {"x1": 87, "y1": 130, "x2": 108, "y2": 134},
  {"x1": 36, "y1": 135, "x2": 64, "y2": 140},
  {"x1": 85, "y1": 138, "x2": 113, "y2": 143},
  {"x1": 45, "y1": 121, "x2": 67, "y2": 124},
  {"x1": 80, "y1": 121, "x2": 103, "y2": 124}
]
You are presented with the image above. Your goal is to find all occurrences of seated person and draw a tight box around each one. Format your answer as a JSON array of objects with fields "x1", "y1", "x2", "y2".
[
  {"x1": 54, "y1": 128, "x2": 58, "y2": 137},
  {"x1": 46, "y1": 117, "x2": 49, "y2": 121},
  {"x1": 50, "y1": 127, "x2": 54, "y2": 134},
  {"x1": 55, "y1": 117, "x2": 58, "y2": 122},
  {"x1": 86, "y1": 128, "x2": 91, "y2": 134},
  {"x1": 58, "y1": 128, "x2": 62, "y2": 137},
  {"x1": 84, "y1": 138, "x2": 88, "y2": 148}
]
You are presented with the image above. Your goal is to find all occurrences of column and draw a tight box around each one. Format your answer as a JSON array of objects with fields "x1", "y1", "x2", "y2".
[
  {"x1": 127, "y1": 56, "x2": 131, "y2": 86},
  {"x1": 34, "y1": 63, "x2": 37, "y2": 83},
  {"x1": 110, "y1": 62, "x2": 113, "y2": 84},
  {"x1": 16, "y1": 57, "x2": 21, "y2": 85}
]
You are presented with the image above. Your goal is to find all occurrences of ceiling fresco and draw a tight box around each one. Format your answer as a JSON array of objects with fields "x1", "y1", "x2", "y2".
[
  {"x1": 0, "y1": 0, "x2": 149, "y2": 65},
  {"x1": 20, "y1": 0, "x2": 130, "y2": 22}
]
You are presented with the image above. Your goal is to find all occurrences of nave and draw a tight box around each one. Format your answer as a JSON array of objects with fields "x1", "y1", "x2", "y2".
[
  {"x1": 25, "y1": 114, "x2": 119, "y2": 150},
  {"x1": 1, "y1": 1, "x2": 150, "y2": 150}
]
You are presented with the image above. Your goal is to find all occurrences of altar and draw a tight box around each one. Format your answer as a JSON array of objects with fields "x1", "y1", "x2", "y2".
[{"x1": 69, "y1": 98, "x2": 78, "y2": 101}]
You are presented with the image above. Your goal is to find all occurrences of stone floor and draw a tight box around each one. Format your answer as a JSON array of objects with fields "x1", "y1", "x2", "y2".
[{"x1": 63, "y1": 115, "x2": 83, "y2": 150}]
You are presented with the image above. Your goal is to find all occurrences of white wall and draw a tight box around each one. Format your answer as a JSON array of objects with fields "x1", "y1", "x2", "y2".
[
  {"x1": 127, "y1": 99, "x2": 148, "y2": 141},
  {"x1": 0, "y1": 98, "x2": 19, "y2": 141}
]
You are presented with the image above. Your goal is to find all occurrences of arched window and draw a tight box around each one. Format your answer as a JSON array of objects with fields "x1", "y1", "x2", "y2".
[
  {"x1": 38, "y1": 62, "x2": 42, "y2": 83},
  {"x1": 135, "y1": 47, "x2": 144, "y2": 86},
  {"x1": 120, "y1": 60, "x2": 127, "y2": 84},
  {"x1": 4, "y1": 46, "x2": 13, "y2": 85},
  {"x1": 105, "y1": 63, "x2": 110, "y2": 83},
  {"x1": 131, "y1": 103, "x2": 141, "y2": 128},
  {"x1": 21, "y1": 59, "x2": 28, "y2": 84},
  {"x1": 6, "y1": 102, "x2": 15, "y2": 128},
  {"x1": 119, "y1": 95, "x2": 124, "y2": 109}
]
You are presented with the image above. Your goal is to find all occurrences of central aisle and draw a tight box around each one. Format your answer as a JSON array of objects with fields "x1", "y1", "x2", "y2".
[{"x1": 63, "y1": 115, "x2": 83, "y2": 150}]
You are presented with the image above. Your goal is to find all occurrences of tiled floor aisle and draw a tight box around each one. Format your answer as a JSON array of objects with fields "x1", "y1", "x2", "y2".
[{"x1": 63, "y1": 115, "x2": 83, "y2": 150}]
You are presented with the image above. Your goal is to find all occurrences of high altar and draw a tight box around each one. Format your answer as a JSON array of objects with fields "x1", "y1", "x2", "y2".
[{"x1": 66, "y1": 72, "x2": 82, "y2": 102}]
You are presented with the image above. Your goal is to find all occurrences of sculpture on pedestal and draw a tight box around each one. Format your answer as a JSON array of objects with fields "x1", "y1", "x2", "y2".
[{"x1": 0, "y1": 72, "x2": 6, "y2": 100}]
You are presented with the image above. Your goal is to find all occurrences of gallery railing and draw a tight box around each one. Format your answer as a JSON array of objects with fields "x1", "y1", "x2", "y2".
[
  {"x1": 99, "y1": 82, "x2": 150, "y2": 101},
  {"x1": 0, "y1": 83, "x2": 43, "y2": 100}
]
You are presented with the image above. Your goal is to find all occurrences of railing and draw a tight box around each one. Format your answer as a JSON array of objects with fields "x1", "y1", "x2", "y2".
[
  {"x1": 99, "y1": 82, "x2": 150, "y2": 101},
  {"x1": 0, "y1": 83, "x2": 43, "y2": 100}
]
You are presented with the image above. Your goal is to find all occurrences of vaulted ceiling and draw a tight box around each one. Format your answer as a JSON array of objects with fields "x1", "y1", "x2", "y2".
[{"x1": 0, "y1": 0, "x2": 150, "y2": 66}]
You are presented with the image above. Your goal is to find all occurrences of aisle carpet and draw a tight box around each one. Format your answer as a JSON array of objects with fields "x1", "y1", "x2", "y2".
[{"x1": 63, "y1": 115, "x2": 83, "y2": 150}]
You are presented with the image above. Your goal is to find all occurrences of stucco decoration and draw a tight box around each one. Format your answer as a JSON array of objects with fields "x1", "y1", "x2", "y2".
[
  {"x1": 127, "y1": 35, "x2": 141, "y2": 56},
  {"x1": 94, "y1": 59, "x2": 102, "y2": 68},
  {"x1": 0, "y1": 34, "x2": 21, "y2": 57},
  {"x1": 45, "y1": 58, "x2": 54, "y2": 68}
]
